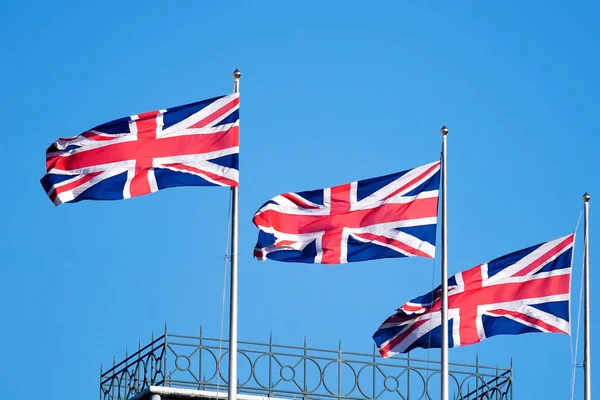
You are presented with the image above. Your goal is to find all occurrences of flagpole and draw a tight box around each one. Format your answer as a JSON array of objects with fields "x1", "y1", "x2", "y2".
[
  {"x1": 440, "y1": 125, "x2": 449, "y2": 400},
  {"x1": 228, "y1": 68, "x2": 241, "y2": 400},
  {"x1": 583, "y1": 192, "x2": 591, "y2": 400}
]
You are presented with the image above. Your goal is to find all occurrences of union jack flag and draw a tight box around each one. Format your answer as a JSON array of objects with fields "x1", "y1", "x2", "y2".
[
  {"x1": 41, "y1": 94, "x2": 239, "y2": 205},
  {"x1": 252, "y1": 161, "x2": 440, "y2": 264},
  {"x1": 373, "y1": 234, "x2": 574, "y2": 357}
]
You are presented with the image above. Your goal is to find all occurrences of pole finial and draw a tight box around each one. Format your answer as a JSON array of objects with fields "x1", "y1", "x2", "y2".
[
  {"x1": 233, "y1": 68, "x2": 242, "y2": 79},
  {"x1": 583, "y1": 192, "x2": 591, "y2": 203},
  {"x1": 440, "y1": 125, "x2": 449, "y2": 136}
]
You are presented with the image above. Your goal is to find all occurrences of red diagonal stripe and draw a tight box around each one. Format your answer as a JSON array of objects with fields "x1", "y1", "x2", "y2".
[
  {"x1": 280, "y1": 193, "x2": 320, "y2": 209},
  {"x1": 275, "y1": 240, "x2": 296, "y2": 247},
  {"x1": 379, "y1": 319, "x2": 430, "y2": 356},
  {"x1": 164, "y1": 163, "x2": 238, "y2": 187},
  {"x1": 50, "y1": 171, "x2": 103, "y2": 201},
  {"x1": 382, "y1": 161, "x2": 440, "y2": 201},
  {"x1": 486, "y1": 309, "x2": 568, "y2": 334},
  {"x1": 512, "y1": 235, "x2": 574, "y2": 277},
  {"x1": 401, "y1": 304, "x2": 428, "y2": 312},
  {"x1": 353, "y1": 232, "x2": 432, "y2": 258},
  {"x1": 82, "y1": 131, "x2": 117, "y2": 141},
  {"x1": 189, "y1": 96, "x2": 240, "y2": 129},
  {"x1": 384, "y1": 313, "x2": 420, "y2": 324}
]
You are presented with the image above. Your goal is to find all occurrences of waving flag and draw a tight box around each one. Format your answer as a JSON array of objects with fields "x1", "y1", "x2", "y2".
[
  {"x1": 41, "y1": 94, "x2": 239, "y2": 205},
  {"x1": 252, "y1": 161, "x2": 440, "y2": 264},
  {"x1": 374, "y1": 234, "x2": 574, "y2": 357}
]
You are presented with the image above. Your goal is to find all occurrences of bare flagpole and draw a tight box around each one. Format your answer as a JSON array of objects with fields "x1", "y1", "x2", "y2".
[
  {"x1": 583, "y1": 192, "x2": 591, "y2": 400},
  {"x1": 440, "y1": 125, "x2": 449, "y2": 400},
  {"x1": 228, "y1": 68, "x2": 241, "y2": 400}
]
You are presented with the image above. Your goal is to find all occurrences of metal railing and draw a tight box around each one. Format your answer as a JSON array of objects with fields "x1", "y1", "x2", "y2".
[{"x1": 100, "y1": 328, "x2": 512, "y2": 400}]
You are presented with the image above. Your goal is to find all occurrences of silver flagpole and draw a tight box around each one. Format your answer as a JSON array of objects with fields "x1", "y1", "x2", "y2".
[
  {"x1": 440, "y1": 125, "x2": 449, "y2": 400},
  {"x1": 228, "y1": 68, "x2": 241, "y2": 400},
  {"x1": 583, "y1": 192, "x2": 591, "y2": 400}
]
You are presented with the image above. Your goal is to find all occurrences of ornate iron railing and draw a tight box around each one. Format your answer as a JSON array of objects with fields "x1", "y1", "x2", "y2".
[{"x1": 100, "y1": 328, "x2": 512, "y2": 400}]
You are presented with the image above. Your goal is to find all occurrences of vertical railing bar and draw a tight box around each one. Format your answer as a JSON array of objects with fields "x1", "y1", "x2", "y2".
[
  {"x1": 495, "y1": 365, "x2": 499, "y2": 400},
  {"x1": 476, "y1": 354, "x2": 479, "y2": 400},
  {"x1": 150, "y1": 330, "x2": 155, "y2": 389},
  {"x1": 137, "y1": 339, "x2": 142, "y2": 391},
  {"x1": 338, "y1": 340, "x2": 342, "y2": 399},
  {"x1": 99, "y1": 363, "x2": 103, "y2": 400},
  {"x1": 304, "y1": 336, "x2": 308, "y2": 400},
  {"x1": 199, "y1": 325, "x2": 203, "y2": 390},
  {"x1": 372, "y1": 344, "x2": 377, "y2": 400},
  {"x1": 125, "y1": 347, "x2": 129, "y2": 394},
  {"x1": 269, "y1": 333, "x2": 273, "y2": 397},
  {"x1": 510, "y1": 358, "x2": 513, "y2": 400},
  {"x1": 407, "y1": 351, "x2": 411, "y2": 400},
  {"x1": 112, "y1": 355, "x2": 116, "y2": 400},
  {"x1": 164, "y1": 322, "x2": 169, "y2": 387}
]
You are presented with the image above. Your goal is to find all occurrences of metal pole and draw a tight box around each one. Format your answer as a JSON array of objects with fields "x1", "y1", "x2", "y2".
[
  {"x1": 440, "y1": 125, "x2": 449, "y2": 400},
  {"x1": 228, "y1": 68, "x2": 241, "y2": 400},
  {"x1": 583, "y1": 192, "x2": 591, "y2": 400}
]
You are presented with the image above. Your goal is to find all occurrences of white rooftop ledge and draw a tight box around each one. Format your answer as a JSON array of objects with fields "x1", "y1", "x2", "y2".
[{"x1": 132, "y1": 386, "x2": 291, "y2": 400}]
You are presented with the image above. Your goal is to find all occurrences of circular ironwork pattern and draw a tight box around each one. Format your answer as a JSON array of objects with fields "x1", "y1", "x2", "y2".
[
  {"x1": 280, "y1": 365, "x2": 295, "y2": 382},
  {"x1": 384, "y1": 376, "x2": 399, "y2": 392},
  {"x1": 175, "y1": 355, "x2": 191, "y2": 371},
  {"x1": 162, "y1": 346, "x2": 510, "y2": 400},
  {"x1": 101, "y1": 344, "x2": 166, "y2": 400}
]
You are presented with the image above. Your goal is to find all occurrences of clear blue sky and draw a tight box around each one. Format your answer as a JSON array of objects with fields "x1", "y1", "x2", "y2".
[{"x1": 1, "y1": 1, "x2": 598, "y2": 399}]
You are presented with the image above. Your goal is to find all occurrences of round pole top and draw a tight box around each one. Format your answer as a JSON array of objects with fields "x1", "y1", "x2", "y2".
[
  {"x1": 583, "y1": 192, "x2": 591, "y2": 202},
  {"x1": 440, "y1": 125, "x2": 449, "y2": 136},
  {"x1": 233, "y1": 68, "x2": 242, "y2": 79}
]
